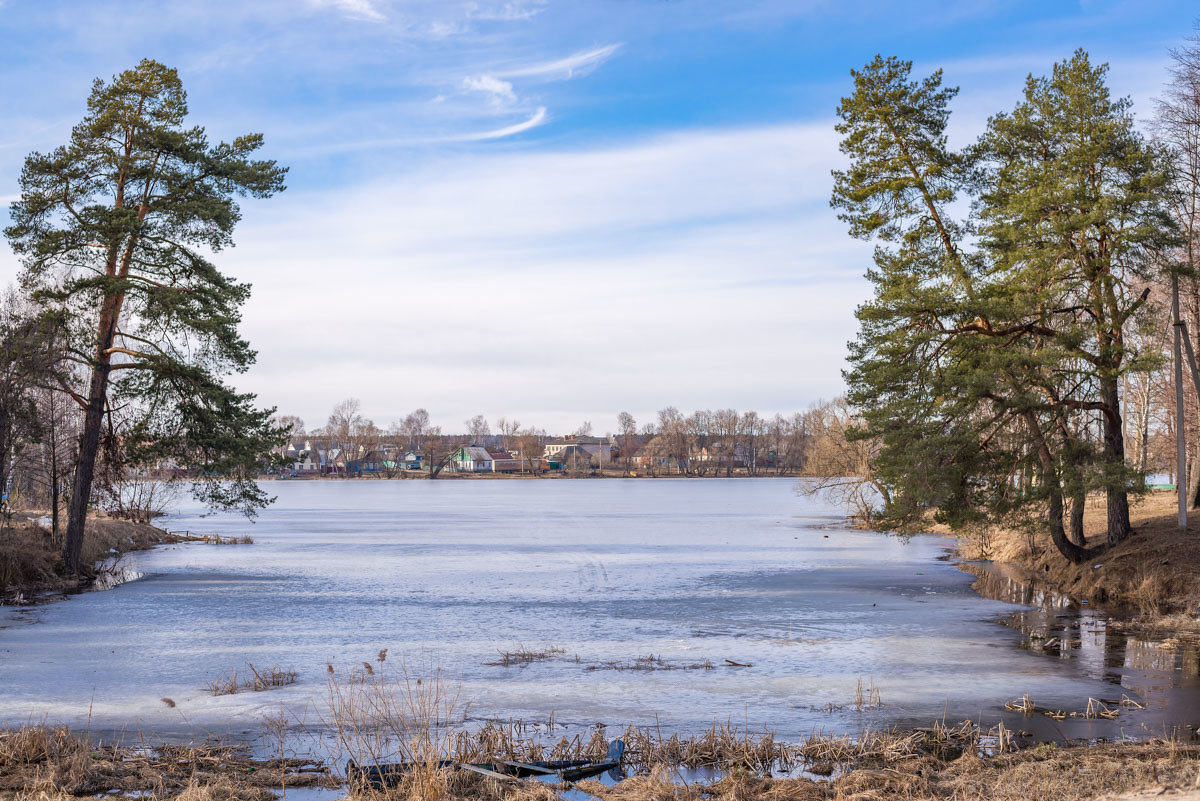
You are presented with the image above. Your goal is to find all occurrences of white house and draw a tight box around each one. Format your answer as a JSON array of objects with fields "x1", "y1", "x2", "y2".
[{"x1": 448, "y1": 446, "x2": 493, "y2": 473}]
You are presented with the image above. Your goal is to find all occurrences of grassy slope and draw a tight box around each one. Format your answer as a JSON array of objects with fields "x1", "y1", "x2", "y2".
[
  {"x1": 950, "y1": 491, "x2": 1200, "y2": 624},
  {"x1": 0, "y1": 514, "x2": 182, "y2": 602}
]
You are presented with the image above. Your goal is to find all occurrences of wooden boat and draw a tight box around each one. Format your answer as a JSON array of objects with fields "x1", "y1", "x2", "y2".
[{"x1": 348, "y1": 740, "x2": 625, "y2": 787}]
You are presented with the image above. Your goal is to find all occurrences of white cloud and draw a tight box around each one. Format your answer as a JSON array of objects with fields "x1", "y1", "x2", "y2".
[
  {"x1": 466, "y1": 1, "x2": 546, "y2": 22},
  {"x1": 450, "y1": 106, "x2": 546, "y2": 140},
  {"x1": 314, "y1": 0, "x2": 385, "y2": 22},
  {"x1": 462, "y1": 74, "x2": 517, "y2": 104},
  {"x1": 215, "y1": 120, "x2": 862, "y2": 431},
  {"x1": 495, "y1": 44, "x2": 622, "y2": 81}
]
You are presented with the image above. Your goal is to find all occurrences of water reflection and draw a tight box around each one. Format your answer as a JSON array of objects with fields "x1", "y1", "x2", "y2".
[{"x1": 966, "y1": 562, "x2": 1200, "y2": 740}]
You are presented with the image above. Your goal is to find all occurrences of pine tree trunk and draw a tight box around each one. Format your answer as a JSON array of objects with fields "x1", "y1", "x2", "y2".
[
  {"x1": 1100, "y1": 377, "x2": 1132, "y2": 546},
  {"x1": 1069, "y1": 492, "x2": 1086, "y2": 546},
  {"x1": 62, "y1": 361, "x2": 111, "y2": 575},
  {"x1": 1024, "y1": 411, "x2": 1098, "y2": 564},
  {"x1": 62, "y1": 289, "x2": 124, "y2": 575}
]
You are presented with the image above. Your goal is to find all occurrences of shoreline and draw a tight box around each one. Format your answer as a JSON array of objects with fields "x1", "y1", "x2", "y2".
[
  {"x1": 2, "y1": 718, "x2": 1198, "y2": 801},
  {"x1": 934, "y1": 491, "x2": 1200, "y2": 637},
  {"x1": 0, "y1": 514, "x2": 188, "y2": 605},
  {"x1": 261, "y1": 470, "x2": 808, "y2": 480}
]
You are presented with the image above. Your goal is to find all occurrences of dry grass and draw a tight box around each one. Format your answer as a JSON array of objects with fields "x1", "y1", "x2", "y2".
[
  {"x1": 3, "y1": 719, "x2": 1200, "y2": 801},
  {"x1": 0, "y1": 526, "x2": 60, "y2": 601},
  {"x1": 943, "y1": 491, "x2": 1200, "y2": 627},
  {"x1": 0, "y1": 725, "x2": 330, "y2": 798},
  {"x1": 182, "y1": 534, "x2": 255, "y2": 546},
  {"x1": 324, "y1": 651, "x2": 463, "y2": 794},
  {"x1": 575, "y1": 739, "x2": 1200, "y2": 801},
  {"x1": 209, "y1": 670, "x2": 241, "y2": 696},
  {"x1": 621, "y1": 721, "x2": 788, "y2": 774},
  {"x1": 585, "y1": 655, "x2": 716, "y2": 672},
  {"x1": 485, "y1": 646, "x2": 567, "y2": 667},
  {"x1": 852, "y1": 677, "x2": 881, "y2": 711},
  {"x1": 208, "y1": 664, "x2": 298, "y2": 696},
  {"x1": 245, "y1": 663, "x2": 298, "y2": 691},
  {"x1": 0, "y1": 514, "x2": 183, "y2": 603}
]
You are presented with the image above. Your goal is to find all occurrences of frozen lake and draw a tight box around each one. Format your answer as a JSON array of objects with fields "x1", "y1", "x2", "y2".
[{"x1": 1, "y1": 478, "x2": 1194, "y2": 744}]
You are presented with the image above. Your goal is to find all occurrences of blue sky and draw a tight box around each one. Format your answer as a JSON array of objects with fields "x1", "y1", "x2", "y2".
[{"x1": 0, "y1": 0, "x2": 1196, "y2": 434}]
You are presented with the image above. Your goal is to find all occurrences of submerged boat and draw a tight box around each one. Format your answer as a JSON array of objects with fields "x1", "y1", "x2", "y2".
[{"x1": 348, "y1": 739, "x2": 626, "y2": 787}]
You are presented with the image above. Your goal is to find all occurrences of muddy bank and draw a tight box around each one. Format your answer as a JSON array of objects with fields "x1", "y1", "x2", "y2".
[
  {"x1": 938, "y1": 491, "x2": 1200, "y2": 633},
  {"x1": 960, "y1": 560, "x2": 1200, "y2": 742},
  {"x1": 0, "y1": 514, "x2": 185, "y2": 604}
]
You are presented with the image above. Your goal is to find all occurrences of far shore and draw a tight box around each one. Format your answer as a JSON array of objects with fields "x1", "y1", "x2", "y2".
[{"x1": 260, "y1": 469, "x2": 809, "y2": 480}]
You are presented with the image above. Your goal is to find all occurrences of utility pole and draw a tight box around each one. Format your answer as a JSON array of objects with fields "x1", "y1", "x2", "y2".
[{"x1": 1174, "y1": 271, "x2": 1188, "y2": 531}]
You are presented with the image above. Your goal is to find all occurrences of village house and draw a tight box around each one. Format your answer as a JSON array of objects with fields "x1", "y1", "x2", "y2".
[
  {"x1": 447, "y1": 446, "x2": 493, "y2": 473},
  {"x1": 488, "y1": 449, "x2": 521, "y2": 473},
  {"x1": 542, "y1": 436, "x2": 612, "y2": 464},
  {"x1": 549, "y1": 444, "x2": 598, "y2": 471},
  {"x1": 286, "y1": 440, "x2": 321, "y2": 473}
]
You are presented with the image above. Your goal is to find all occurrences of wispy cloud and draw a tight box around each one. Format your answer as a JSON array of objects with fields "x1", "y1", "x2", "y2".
[
  {"x1": 451, "y1": 106, "x2": 547, "y2": 140},
  {"x1": 462, "y1": 74, "x2": 516, "y2": 105},
  {"x1": 288, "y1": 105, "x2": 549, "y2": 154},
  {"x1": 466, "y1": 1, "x2": 547, "y2": 22},
  {"x1": 206, "y1": 120, "x2": 859, "y2": 430},
  {"x1": 495, "y1": 44, "x2": 622, "y2": 81},
  {"x1": 314, "y1": 0, "x2": 385, "y2": 23}
]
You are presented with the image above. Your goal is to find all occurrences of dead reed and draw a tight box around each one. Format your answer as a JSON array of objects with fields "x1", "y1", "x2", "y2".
[
  {"x1": 192, "y1": 534, "x2": 255, "y2": 545},
  {"x1": 208, "y1": 664, "x2": 298, "y2": 695},
  {"x1": 852, "y1": 676, "x2": 882, "y2": 711},
  {"x1": 245, "y1": 664, "x2": 298, "y2": 691},
  {"x1": 584, "y1": 655, "x2": 715, "y2": 672},
  {"x1": 620, "y1": 720, "x2": 788, "y2": 774},
  {"x1": 485, "y1": 646, "x2": 567, "y2": 666},
  {"x1": 209, "y1": 670, "x2": 241, "y2": 696},
  {"x1": 323, "y1": 650, "x2": 464, "y2": 798},
  {"x1": 1004, "y1": 693, "x2": 1140, "y2": 721},
  {"x1": 5, "y1": 719, "x2": 1200, "y2": 801},
  {"x1": 1004, "y1": 694, "x2": 1036, "y2": 714},
  {"x1": 0, "y1": 725, "x2": 330, "y2": 797}
]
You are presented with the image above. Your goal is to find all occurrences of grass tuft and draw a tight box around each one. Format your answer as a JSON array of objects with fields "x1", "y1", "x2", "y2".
[
  {"x1": 209, "y1": 665, "x2": 298, "y2": 695},
  {"x1": 485, "y1": 646, "x2": 566, "y2": 667}
]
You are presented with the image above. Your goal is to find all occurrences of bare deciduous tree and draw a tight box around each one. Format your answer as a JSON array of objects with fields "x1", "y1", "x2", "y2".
[
  {"x1": 515, "y1": 428, "x2": 544, "y2": 475},
  {"x1": 798, "y1": 397, "x2": 888, "y2": 523},
  {"x1": 1155, "y1": 32, "x2": 1200, "y2": 506},
  {"x1": 277, "y1": 415, "x2": 305, "y2": 437},
  {"x1": 465, "y1": 415, "x2": 490, "y2": 444},
  {"x1": 617, "y1": 411, "x2": 637, "y2": 472},
  {"x1": 496, "y1": 417, "x2": 521, "y2": 450}
]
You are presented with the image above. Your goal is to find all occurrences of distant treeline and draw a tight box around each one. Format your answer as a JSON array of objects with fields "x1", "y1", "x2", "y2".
[{"x1": 269, "y1": 397, "x2": 869, "y2": 479}]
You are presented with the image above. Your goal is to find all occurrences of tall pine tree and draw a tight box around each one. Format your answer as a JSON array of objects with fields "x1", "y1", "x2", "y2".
[
  {"x1": 834, "y1": 53, "x2": 1172, "y2": 562},
  {"x1": 6, "y1": 60, "x2": 287, "y2": 574},
  {"x1": 975, "y1": 51, "x2": 1176, "y2": 546}
]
